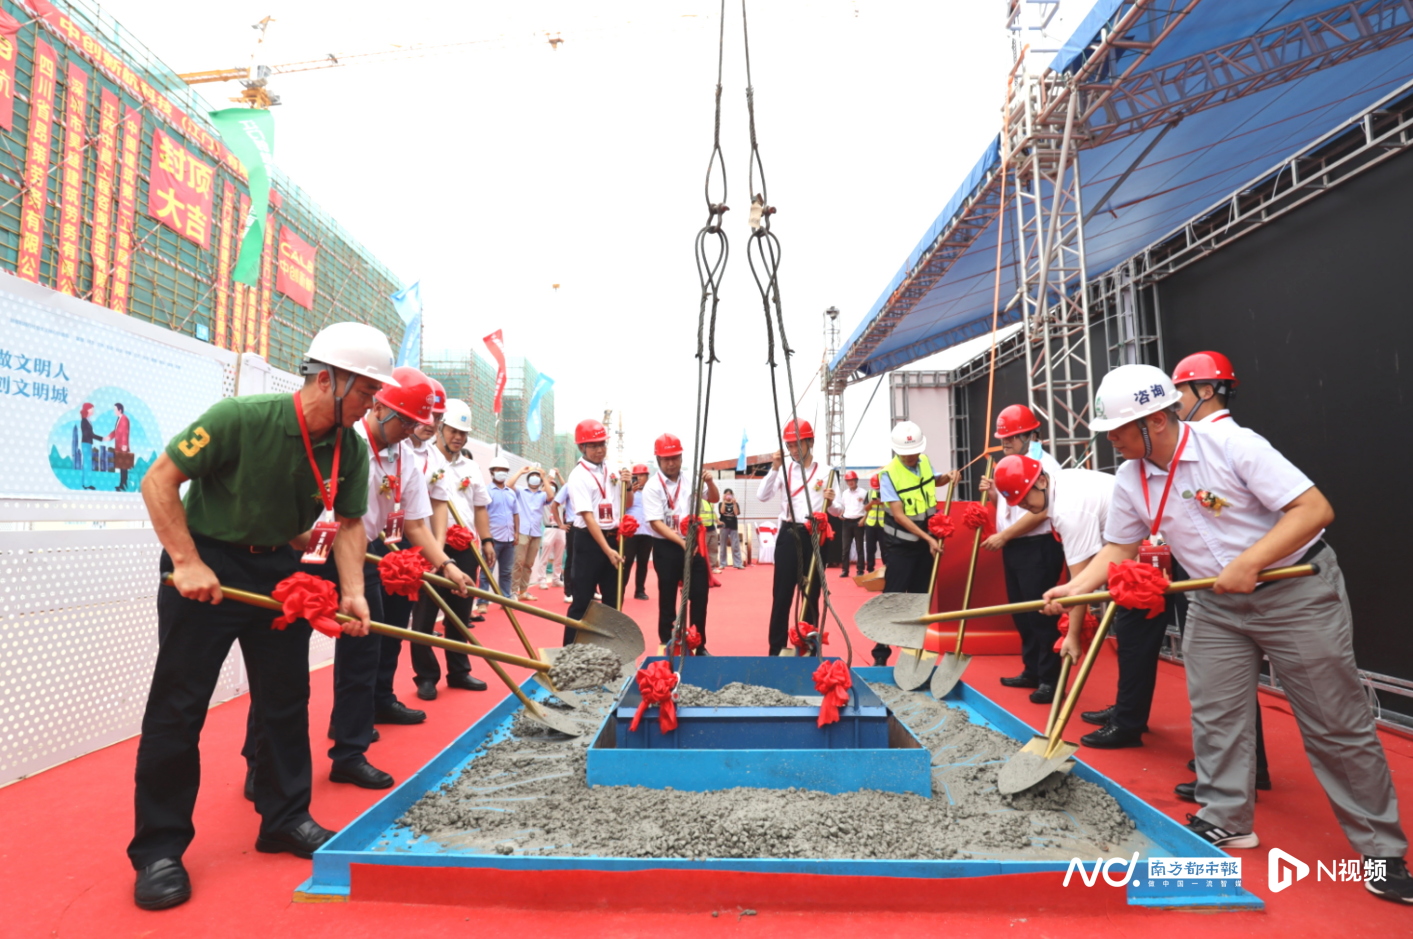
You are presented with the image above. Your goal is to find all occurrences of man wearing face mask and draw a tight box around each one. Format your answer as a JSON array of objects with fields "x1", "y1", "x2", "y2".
[
  {"x1": 644, "y1": 433, "x2": 719, "y2": 653},
  {"x1": 510, "y1": 464, "x2": 550, "y2": 601},
  {"x1": 978, "y1": 404, "x2": 1067, "y2": 703},
  {"x1": 480, "y1": 457, "x2": 520, "y2": 606},
  {"x1": 758, "y1": 419, "x2": 835, "y2": 656},
  {"x1": 718, "y1": 488, "x2": 744, "y2": 570},
  {"x1": 621, "y1": 463, "x2": 654, "y2": 600},
  {"x1": 563, "y1": 419, "x2": 628, "y2": 644}
]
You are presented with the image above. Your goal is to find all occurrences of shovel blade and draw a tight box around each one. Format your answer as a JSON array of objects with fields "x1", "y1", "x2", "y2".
[
  {"x1": 892, "y1": 648, "x2": 936, "y2": 691},
  {"x1": 523, "y1": 700, "x2": 584, "y2": 736},
  {"x1": 997, "y1": 736, "x2": 1081, "y2": 794},
  {"x1": 853, "y1": 592, "x2": 930, "y2": 647},
  {"x1": 929, "y1": 652, "x2": 971, "y2": 699},
  {"x1": 576, "y1": 601, "x2": 646, "y2": 666}
]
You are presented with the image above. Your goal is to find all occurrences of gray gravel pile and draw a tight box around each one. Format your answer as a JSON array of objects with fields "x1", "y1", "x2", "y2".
[
  {"x1": 393, "y1": 681, "x2": 1140, "y2": 861},
  {"x1": 675, "y1": 682, "x2": 812, "y2": 708},
  {"x1": 545, "y1": 643, "x2": 624, "y2": 691}
]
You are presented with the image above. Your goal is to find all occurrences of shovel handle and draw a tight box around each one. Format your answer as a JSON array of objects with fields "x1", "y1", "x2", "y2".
[
  {"x1": 159, "y1": 574, "x2": 549, "y2": 672},
  {"x1": 1044, "y1": 653, "x2": 1073, "y2": 738},
  {"x1": 1044, "y1": 602, "x2": 1119, "y2": 758},
  {"x1": 444, "y1": 502, "x2": 539, "y2": 661},
  {"x1": 913, "y1": 563, "x2": 1319, "y2": 625},
  {"x1": 951, "y1": 458, "x2": 994, "y2": 654}
]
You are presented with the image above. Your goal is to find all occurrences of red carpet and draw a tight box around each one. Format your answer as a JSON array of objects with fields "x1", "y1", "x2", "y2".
[{"x1": 3, "y1": 564, "x2": 1411, "y2": 938}]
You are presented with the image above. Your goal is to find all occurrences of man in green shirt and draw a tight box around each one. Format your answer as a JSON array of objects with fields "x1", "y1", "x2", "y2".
[{"x1": 128, "y1": 323, "x2": 397, "y2": 912}]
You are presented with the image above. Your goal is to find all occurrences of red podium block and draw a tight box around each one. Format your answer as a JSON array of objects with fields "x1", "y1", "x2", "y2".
[{"x1": 925, "y1": 500, "x2": 1020, "y2": 655}]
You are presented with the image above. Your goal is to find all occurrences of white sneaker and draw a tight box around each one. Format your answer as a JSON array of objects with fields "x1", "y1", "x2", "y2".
[{"x1": 563, "y1": 595, "x2": 572, "y2": 604}]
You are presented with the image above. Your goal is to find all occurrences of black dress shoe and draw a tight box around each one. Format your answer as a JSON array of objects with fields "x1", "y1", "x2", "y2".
[
  {"x1": 415, "y1": 679, "x2": 438, "y2": 701},
  {"x1": 329, "y1": 760, "x2": 395, "y2": 789},
  {"x1": 1000, "y1": 673, "x2": 1040, "y2": 689},
  {"x1": 244, "y1": 764, "x2": 255, "y2": 802},
  {"x1": 1175, "y1": 780, "x2": 1197, "y2": 802},
  {"x1": 326, "y1": 724, "x2": 380, "y2": 742},
  {"x1": 374, "y1": 701, "x2": 426, "y2": 724},
  {"x1": 447, "y1": 674, "x2": 488, "y2": 691},
  {"x1": 1081, "y1": 722, "x2": 1144, "y2": 749},
  {"x1": 1029, "y1": 683, "x2": 1056, "y2": 705},
  {"x1": 1187, "y1": 758, "x2": 1196, "y2": 772},
  {"x1": 469, "y1": 611, "x2": 486, "y2": 623},
  {"x1": 255, "y1": 818, "x2": 337, "y2": 858},
  {"x1": 1082, "y1": 704, "x2": 1115, "y2": 726},
  {"x1": 694, "y1": 646, "x2": 712, "y2": 656},
  {"x1": 634, "y1": 591, "x2": 650, "y2": 601},
  {"x1": 134, "y1": 857, "x2": 191, "y2": 910},
  {"x1": 839, "y1": 570, "x2": 851, "y2": 578}
]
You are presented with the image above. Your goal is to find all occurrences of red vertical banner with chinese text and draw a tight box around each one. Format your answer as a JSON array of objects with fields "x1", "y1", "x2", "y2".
[
  {"x1": 18, "y1": 41, "x2": 57, "y2": 283},
  {"x1": 109, "y1": 105, "x2": 142, "y2": 313},
  {"x1": 231, "y1": 193, "x2": 249, "y2": 351},
  {"x1": 276, "y1": 225, "x2": 316, "y2": 310},
  {"x1": 257, "y1": 211, "x2": 275, "y2": 358},
  {"x1": 89, "y1": 89, "x2": 119, "y2": 306},
  {"x1": 56, "y1": 63, "x2": 88, "y2": 296},
  {"x1": 214, "y1": 182, "x2": 235, "y2": 348},
  {"x1": 0, "y1": 10, "x2": 20, "y2": 131},
  {"x1": 146, "y1": 128, "x2": 214, "y2": 249}
]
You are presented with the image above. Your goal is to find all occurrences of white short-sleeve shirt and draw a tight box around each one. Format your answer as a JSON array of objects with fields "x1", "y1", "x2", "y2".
[
  {"x1": 642, "y1": 472, "x2": 687, "y2": 540},
  {"x1": 356, "y1": 423, "x2": 433, "y2": 542},
  {"x1": 411, "y1": 438, "x2": 453, "y2": 503},
  {"x1": 833, "y1": 485, "x2": 868, "y2": 519},
  {"x1": 1104, "y1": 421, "x2": 1321, "y2": 579},
  {"x1": 757, "y1": 460, "x2": 828, "y2": 524},
  {"x1": 566, "y1": 459, "x2": 620, "y2": 530},
  {"x1": 997, "y1": 448, "x2": 1063, "y2": 536},
  {"x1": 1046, "y1": 468, "x2": 1115, "y2": 567},
  {"x1": 442, "y1": 451, "x2": 491, "y2": 525}
]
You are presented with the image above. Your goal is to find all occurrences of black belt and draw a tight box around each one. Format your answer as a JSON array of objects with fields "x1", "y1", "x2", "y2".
[{"x1": 192, "y1": 533, "x2": 284, "y2": 554}]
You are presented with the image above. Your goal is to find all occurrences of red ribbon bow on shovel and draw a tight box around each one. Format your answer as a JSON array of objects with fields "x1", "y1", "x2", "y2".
[
  {"x1": 813, "y1": 659, "x2": 852, "y2": 728},
  {"x1": 629, "y1": 659, "x2": 679, "y2": 733},
  {"x1": 1108, "y1": 559, "x2": 1170, "y2": 619},
  {"x1": 444, "y1": 525, "x2": 474, "y2": 551},
  {"x1": 271, "y1": 573, "x2": 344, "y2": 638},
  {"x1": 378, "y1": 547, "x2": 433, "y2": 601}
]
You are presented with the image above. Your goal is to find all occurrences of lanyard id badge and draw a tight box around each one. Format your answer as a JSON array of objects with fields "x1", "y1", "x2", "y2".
[
  {"x1": 1139, "y1": 424, "x2": 1190, "y2": 576},
  {"x1": 384, "y1": 503, "x2": 406, "y2": 544},
  {"x1": 293, "y1": 392, "x2": 342, "y2": 565},
  {"x1": 303, "y1": 510, "x2": 338, "y2": 564},
  {"x1": 596, "y1": 500, "x2": 615, "y2": 525}
]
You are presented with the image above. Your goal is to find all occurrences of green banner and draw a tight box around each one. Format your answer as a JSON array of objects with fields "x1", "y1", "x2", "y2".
[{"x1": 209, "y1": 107, "x2": 275, "y2": 287}]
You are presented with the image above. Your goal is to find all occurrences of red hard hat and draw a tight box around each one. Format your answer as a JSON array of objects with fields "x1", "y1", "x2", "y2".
[
  {"x1": 427, "y1": 377, "x2": 447, "y2": 415},
  {"x1": 1172, "y1": 351, "x2": 1239, "y2": 387},
  {"x1": 632, "y1": 463, "x2": 649, "y2": 475},
  {"x1": 375, "y1": 366, "x2": 437, "y2": 425},
  {"x1": 654, "y1": 433, "x2": 683, "y2": 457},
  {"x1": 844, "y1": 470, "x2": 858, "y2": 481},
  {"x1": 995, "y1": 404, "x2": 1040, "y2": 439},
  {"x1": 575, "y1": 419, "x2": 608, "y2": 445},
  {"x1": 782, "y1": 418, "x2": 814, "y2": 443},
  {"x1": 993, "y1": 454, "x2": 1044, "y2": 507},
  {"x1": 869, "y1": 473, "x2": 880, "y2": 489}
]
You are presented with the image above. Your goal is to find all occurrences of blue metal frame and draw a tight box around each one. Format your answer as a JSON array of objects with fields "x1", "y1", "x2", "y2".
[{"x1": 294, "y1": 667, "x2": 1261, "y2": 911}]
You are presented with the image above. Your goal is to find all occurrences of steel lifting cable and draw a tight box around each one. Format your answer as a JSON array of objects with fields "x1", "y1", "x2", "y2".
[
  {"x1": 669, "y1": 0, "x2": 730, "y2": 673},
  {"x1": 740, "y1": 0, "x2": 853, "y2": 669}
]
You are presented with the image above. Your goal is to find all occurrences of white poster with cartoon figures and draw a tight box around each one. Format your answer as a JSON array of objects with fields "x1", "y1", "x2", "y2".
[{"x1": 1, "y1": 295, "x2": 223, "y2": 499}]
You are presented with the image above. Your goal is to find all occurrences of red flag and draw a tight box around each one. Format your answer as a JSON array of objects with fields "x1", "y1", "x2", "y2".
[{"x1": 483, "y1": 329, "x2": 507, "y2": 414}]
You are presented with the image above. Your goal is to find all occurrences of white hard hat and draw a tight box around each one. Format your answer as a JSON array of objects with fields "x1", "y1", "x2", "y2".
[
  {"x1": 489, "y1": 456, "x2": 510, "y2": 471},
  {"x1": 443, "y1": 398, "x2": 473, "y2": 433},
  {"x1": 303, "y1": 322, "x2": 399, "y2": 386},
  {"x1": 890, "y1": 420, "x2": 926, "y2": 455},
  {"x1": 1090, "y1": 364, "x2": 1181, "y2": 432}
]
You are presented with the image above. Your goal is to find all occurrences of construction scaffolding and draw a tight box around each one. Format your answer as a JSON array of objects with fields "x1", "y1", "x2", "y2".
[
  {"x1": 422, "y1": 349, "x2": 558, "y2": 466},
  {"x1": 0, "y1": 0, "x2": 404, "y2": 374}
]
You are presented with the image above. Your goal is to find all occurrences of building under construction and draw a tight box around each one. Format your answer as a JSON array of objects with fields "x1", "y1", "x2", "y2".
[{"x1": 423, "y1": 350, "x2": 558, "y2": 466}]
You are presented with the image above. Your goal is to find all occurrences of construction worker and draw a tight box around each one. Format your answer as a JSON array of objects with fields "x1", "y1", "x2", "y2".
[
  {"x1": 1042, "y1": 365, "x2": 1410, "y2": 904},
  {"x1": 407, "y1": 398, "x2": 492, "y2": 699},
  {"x1": 978, "y1": 404, "x2": 1067, "y2": 703},
  {"x1": 875, "y1": 420, "x2": 948, "y2": 666},
  {"x1": 563, "y1": 419, "x2": 627, "y2": 643},
  {"x1": 758, "y1": 419, "x2": 835, "y2": 656},
  {"x1": 832, "y1": 470, "x2": 868, "y2": 577},
  {"x1": 1162, "y1": 351, "x2": 1270, "y2": 799},
  {"x1": 863, "y1": 473, "x2": 887, "y2": 573},
  {"x1": 332, "y1": 366, "x2": 475, "y2": 790},
  {"x1": 993, "y1": 454, "x2": 1117, "y2": 718},
  {"x1": 622, "y1": 463, "x2": 654, "y2": 600},
  {"x1": 644, "y1": 433, "x2": 719, "y2": 652},
  {"x1": 129, "y1": 323, "x2": 390, "y2": 910}
]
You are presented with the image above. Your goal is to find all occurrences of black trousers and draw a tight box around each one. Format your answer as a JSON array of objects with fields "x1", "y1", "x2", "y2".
[
  {"x1": 409, "y1": 543, "x2": 478, "y2": 684},
  {"x1": 875, "y1": 536, "x2": 933, "y2": 660},
  {"x1": 864, "y1": 525, "x2": 885, "y2": 572},
  {"x1": 768, "y1": 523, "x2": 822, "y2": 655},
  {"x1": 368, "y1": 540, "x2": 416, "y2": 713},
  {"x1": 622, "y1": 533, "x2": 654, "y2": 596},
  {"x1": 327, "y1": 556, "x2": 387, "y2": 769},
  {"x1": 566, "y1": 527, "x2": 620, "y2": 644},
  {"x1": 839, "y1": 517, "x2": 865, "y2": 575},
  {"x1": 1002, "y1": 533, "x2": 1066, "y2": 685},
  {"x1": 653, "y1": 538, "x2": 709, "y2": 646},
  {"x1": 130, "y1": 542, "x2": 312, "y2": 869}
]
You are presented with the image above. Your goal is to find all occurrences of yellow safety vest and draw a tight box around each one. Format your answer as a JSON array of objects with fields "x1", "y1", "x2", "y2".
[
  {"x1": 883, "y1": 454, "x2": 936, "y2": 541},
  {"x1": 865, "y1": 493, "x2": 886, "y2": 527},
  {"x1": 699, "y1": 498, "x2": 716, "y2": 525}
]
